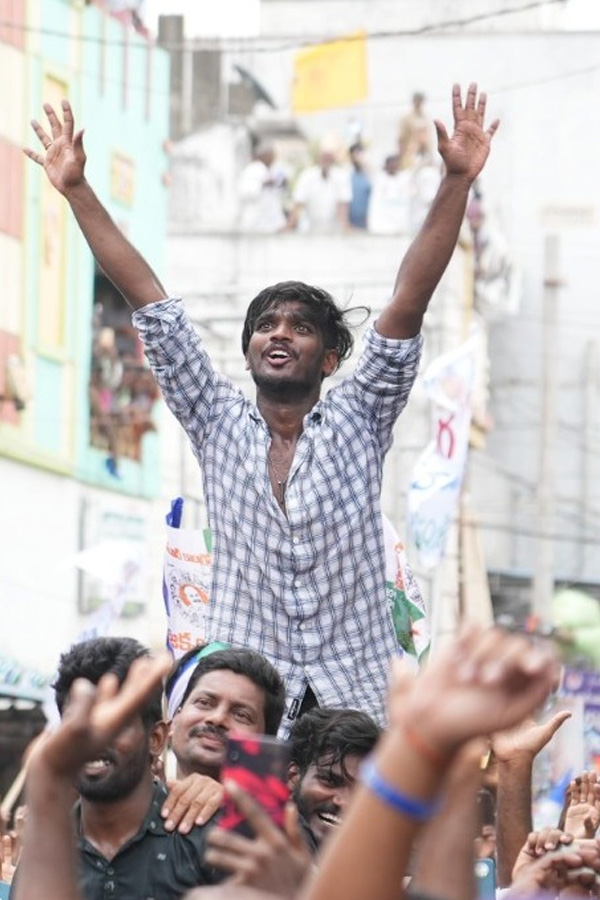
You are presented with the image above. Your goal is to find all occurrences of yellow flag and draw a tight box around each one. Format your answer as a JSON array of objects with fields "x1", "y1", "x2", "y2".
[{"x1": 292, "y1": 31, "x2": 368, "y2": 113}]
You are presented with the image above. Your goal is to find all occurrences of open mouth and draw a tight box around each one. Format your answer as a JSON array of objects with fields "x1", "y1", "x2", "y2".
[
  {"x1": 316, "y1": 810, "x2": 341, "y2": 828},
  {"x1": 265, "y1": 347, "x2": 293, "y2": 365},
  {"x1": 82, "y1": 757, "x2": 113, "y2": 776}
]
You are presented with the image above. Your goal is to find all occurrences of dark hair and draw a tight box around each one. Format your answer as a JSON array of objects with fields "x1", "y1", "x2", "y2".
[
  {"x1": 290, "y1": 707, "x2": 381, "y2": 780},
  {"x1": 180, "y1": 648, "x2": 286, "y2": 736},
  {"x1": 53, "y1": 636, "x2": 162, "y2": 728},
  {"x1": 241, "y1": 281, "x2": 356, "y2": 369}
]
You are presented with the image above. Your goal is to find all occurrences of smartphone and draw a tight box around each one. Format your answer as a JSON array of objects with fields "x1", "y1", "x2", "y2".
[
  {"x1": 474, "y1": 857, "x2": 496, "y2": 900},
  {"x1": 219, "y1": 734, "x2": 291, "y2": 838}
]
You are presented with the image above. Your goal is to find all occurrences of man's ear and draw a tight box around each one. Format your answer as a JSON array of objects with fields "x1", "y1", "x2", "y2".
[
  {"x1": 149, "y1": 720, "x2": 169, "y2": 758},
  {"x1": 322, "y1": 349, "x2": 339, "y2": 378},
  {"x1": 288, "y1": 761, "x2": 301, "y2": 789}
]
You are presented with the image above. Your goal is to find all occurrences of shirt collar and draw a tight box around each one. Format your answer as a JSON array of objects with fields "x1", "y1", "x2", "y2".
[{"x1": 248, "y1": 402, "x2": 323, "y2": 426}]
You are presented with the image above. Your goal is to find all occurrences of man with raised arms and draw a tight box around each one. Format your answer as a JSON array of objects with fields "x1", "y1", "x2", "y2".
[{"x1": 26, "y1": 85, "x2": 498, "y2": 735}]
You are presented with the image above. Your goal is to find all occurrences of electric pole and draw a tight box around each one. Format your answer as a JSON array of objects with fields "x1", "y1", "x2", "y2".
[{"x1": 532, "y1": 233, "x2": 562, "y2": 621}]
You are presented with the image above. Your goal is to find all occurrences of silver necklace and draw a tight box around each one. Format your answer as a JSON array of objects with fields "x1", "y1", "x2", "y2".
[{"x1": 268, "y1": 453, "x2": 288, "y2": 506}]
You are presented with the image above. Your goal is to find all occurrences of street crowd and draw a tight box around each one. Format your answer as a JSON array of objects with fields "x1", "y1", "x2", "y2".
[
  {"x1": 2, "y1": 82, "x2": 597, "y2": 900},
  {"x1": 237, "y1": 93, "x2": 441, "y2": 237}
]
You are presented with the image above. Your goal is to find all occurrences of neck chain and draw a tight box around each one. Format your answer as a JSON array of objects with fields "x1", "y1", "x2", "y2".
[{"x1": 268, "y1": 454, "x2": 288, "y2": 507}]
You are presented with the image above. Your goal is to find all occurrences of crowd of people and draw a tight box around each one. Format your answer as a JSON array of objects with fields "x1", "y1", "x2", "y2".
[
  {"x1": 7, "y1": 82, "x2": 592, "y2": 900},
  {"x1": 6, "y1": 630, "x2": 600, "y2": 900},
  {"x1": 236, "y1": 92, "x2": 441, "y2": 237}
]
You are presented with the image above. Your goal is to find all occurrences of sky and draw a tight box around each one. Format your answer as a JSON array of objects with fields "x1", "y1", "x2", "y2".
[
  {"x1": 141, "y1": 0, "x2": 600, "y2": 37},
  {"x1": 142, "y1": 0, "x2": 261, "y2": 38}
]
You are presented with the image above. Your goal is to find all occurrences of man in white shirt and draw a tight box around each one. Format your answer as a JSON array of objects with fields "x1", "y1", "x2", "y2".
[
  {"x1": 237, "y1": 141, "x2": 288, "y2": 234},
  {"x1": 290, "y1": 145, "x2": 351, "y2": 234}
]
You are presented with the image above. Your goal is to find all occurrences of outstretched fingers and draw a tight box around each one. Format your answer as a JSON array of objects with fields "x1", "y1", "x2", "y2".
[
  {"x1": 29, "y1": 117, "x2": 52, "y2": 151},
  {"x1": 486, "y1": 118, "x2": 500, "y2": 140},
  {"x1": 476, "y1": 91, "x2": 487, "y2": 126},
  {"x1": 22, "y1": 145, "x2": 44, "y2": 166},
  {"x1": 43, "y1": 102, "x2": 64, "y2": 141},
  {"x1": 453, "y1": 82, "x2": 478, "y2": 120},
  {"x1": 451, "y1": 83, "x2": 463, "y2": 118},
  {"x1": 60, "y1": 99, "x2": 74, "y2": 141},
  {"x1": 464, "y1": 82, "x2": 478, "y2": 111}
]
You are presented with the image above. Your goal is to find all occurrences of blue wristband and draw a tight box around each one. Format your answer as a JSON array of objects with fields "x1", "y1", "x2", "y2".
[{"x1": 360, "y1": 758, "x2": 438, "y2": 821}]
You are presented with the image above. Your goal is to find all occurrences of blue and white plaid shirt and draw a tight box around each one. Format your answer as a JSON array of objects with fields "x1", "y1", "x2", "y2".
[{"x1": 134, "y1": 299, "x2": 423, "y2": 737}]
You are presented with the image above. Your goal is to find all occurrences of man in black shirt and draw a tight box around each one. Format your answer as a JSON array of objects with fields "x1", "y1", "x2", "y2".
[{"x1": 24, "y1": 637, "x2": 219, "y2": 900}]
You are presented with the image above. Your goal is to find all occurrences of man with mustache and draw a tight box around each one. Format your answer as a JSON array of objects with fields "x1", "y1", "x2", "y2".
[
  {"x1": 49, "y1": 636, "x2": 220, "y2": 900},
  {"x1": 168, "y1": 647, "x2": 286, "y2": 783}
]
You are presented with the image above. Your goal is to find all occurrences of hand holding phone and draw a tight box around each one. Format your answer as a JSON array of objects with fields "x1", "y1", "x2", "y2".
[{"x1": 219, "y1": 734, "x2": 291, "y2": 838}]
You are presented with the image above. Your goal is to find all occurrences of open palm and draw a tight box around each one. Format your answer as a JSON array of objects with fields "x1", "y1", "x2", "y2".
[
  {"x1": 435, "y1": 83, "x2": 499, "y2": 182},
  {"x1": 24, "y1": 99, "x2": 87, "y2": 196}
]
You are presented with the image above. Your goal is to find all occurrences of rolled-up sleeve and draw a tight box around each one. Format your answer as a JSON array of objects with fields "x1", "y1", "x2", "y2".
[
  {"x1": 132, "y1": 298, "x2": 229, "y2": 450},
  {"x1": 335, "y1": 324, "x2": 423, "y2": 451}
]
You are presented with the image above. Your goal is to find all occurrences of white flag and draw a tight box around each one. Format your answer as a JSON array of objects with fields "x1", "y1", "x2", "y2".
[{"x1": 408, "y1": 338, "x2": 477, "y2": 569}]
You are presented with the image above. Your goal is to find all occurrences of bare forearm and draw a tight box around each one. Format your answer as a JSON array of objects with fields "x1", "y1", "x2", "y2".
[
  {"x1": 65, "y1": 179, "x2": 167, "y2": 310},
  {"x1": 411, "y1": 778, "x2": 478, "y2": 900},
  {"x1": 14, "y1": 766, "x2": 80, "y2": 900},
  {"x1": 377, "y1": 172, "x2": 470, "y2": 339},
  {"x1": 496, "y1": 758, "x2": 533, "y2": 887}
]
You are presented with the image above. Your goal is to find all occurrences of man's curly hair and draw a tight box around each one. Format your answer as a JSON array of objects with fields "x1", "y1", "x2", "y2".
[
  {"x1": 290, "y1": 707, "x2": 381, "y2": 780},
  {"x1": 52, "y1": 636, "x2": 162, "y2": 728}
]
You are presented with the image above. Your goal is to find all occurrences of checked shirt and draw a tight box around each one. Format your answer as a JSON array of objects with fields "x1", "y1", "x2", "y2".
[{"x1": 133, "y1": 299, "x2": 423, "y2": 737}]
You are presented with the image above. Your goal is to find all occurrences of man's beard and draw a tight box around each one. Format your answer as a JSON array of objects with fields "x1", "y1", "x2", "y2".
[
  {"x1": 292, "y1": 784, "x2": 341, "y2": 846},
  {"x1": 77, "y1": 745, "x2": 149, "y2": 803},
  {"x1": 250, "y1": 368, "x2": 318, "y2": 400}
]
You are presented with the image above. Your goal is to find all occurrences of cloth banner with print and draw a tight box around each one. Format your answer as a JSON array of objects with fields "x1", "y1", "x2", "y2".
[
  {"x1": 407, "y1": 337, "x2": 477, "y2": 570},
  {"x1": 383, "y1": 515, "x2": 430, "y2": 661},
  {"x1": 163, "y1": 498, "x2": 213, "y2": 657},
  {"x1": 163, "y1": 499, "x2": 429, "y2": 664}
]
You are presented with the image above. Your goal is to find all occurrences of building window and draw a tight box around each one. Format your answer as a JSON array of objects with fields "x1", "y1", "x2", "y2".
[{"x1": 89, "y1": 268, "x2": 158, "y2": 471}]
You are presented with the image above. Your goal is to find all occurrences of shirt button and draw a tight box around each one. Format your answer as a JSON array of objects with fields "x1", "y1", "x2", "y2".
[
  {"x1": 107, "y1": 868, "x2": 115, "y2": 875},
  {"x1": 150, "y1": 821, "x2": 156, "y2": 830},
  {"x1": 292, "y1": 537, "x2": 299, "y2": 545}
]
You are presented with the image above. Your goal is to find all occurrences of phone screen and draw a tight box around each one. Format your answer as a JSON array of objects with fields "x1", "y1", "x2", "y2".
[
  {"x1": 474, "y1": 857, "x2": 496, "y2": 900},
  {"x1": 219, "y1": 734, "x2": 291, "y2": 837}
]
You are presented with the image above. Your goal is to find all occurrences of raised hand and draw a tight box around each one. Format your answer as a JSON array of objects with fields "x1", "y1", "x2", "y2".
[
  {"x1": 24, "y1": 100, "x2": 86, "y2": 196},
  {"x1": 510, "y1": 829, "x2": 600, "y2": 896},
  {"x1": 492, "y1": 711, "x2": 571, "y2": 763},
  {"x1": 564, "y1": 772, "x2": 600, "y2": 840},
  {"x1": 393, "y1": 626, "x2": 560, "y2": 757},
  {"x1": 434, "y1": 83, "x2": 499, "y2": 184}
]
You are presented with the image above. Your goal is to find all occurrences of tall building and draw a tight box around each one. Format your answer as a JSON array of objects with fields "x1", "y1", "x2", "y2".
[{"x1": 0, "y1": 0, "x2": 169, "y2": 793}]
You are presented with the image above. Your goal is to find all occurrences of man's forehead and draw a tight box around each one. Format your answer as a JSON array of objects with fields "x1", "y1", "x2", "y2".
[
  {"x1": 186, "y1": 668, "x2": 264, "y2": 705},
  {"x1": 312, "y1": 752, "x2": 362, "y2": 779},
  {"x1": 258, "y1": 300, "x2": 313, "y2": 319}
]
